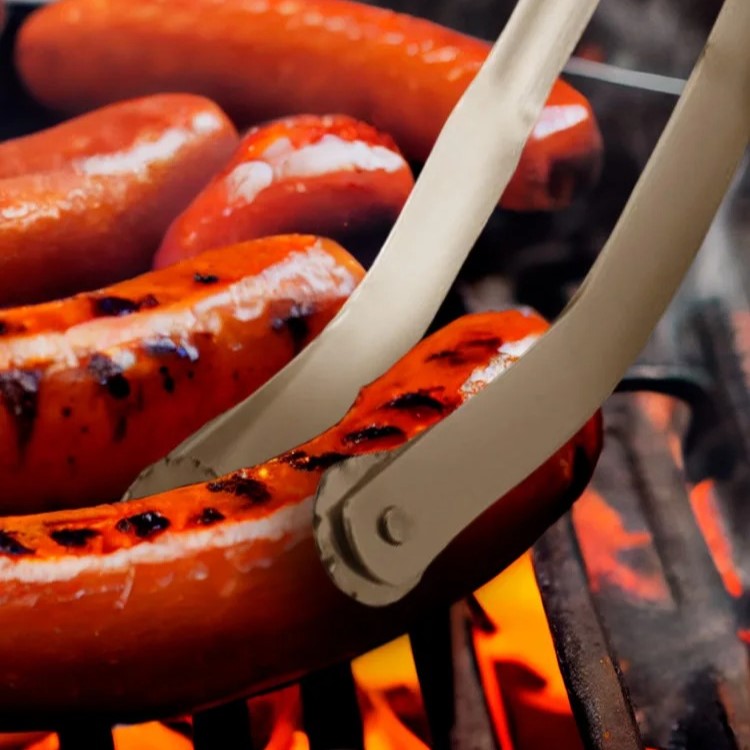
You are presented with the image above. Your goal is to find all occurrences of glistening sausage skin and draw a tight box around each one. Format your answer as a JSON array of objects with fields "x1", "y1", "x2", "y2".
[
  {"x1": 0, "y1": 234, "x2": 364, "y2": 514},
  {"x1": 0, "y1": 309, "x2": 602, "y2": 728},
  {"x1": 16, "y1": 0, "x2": 604, "y2": 212}
]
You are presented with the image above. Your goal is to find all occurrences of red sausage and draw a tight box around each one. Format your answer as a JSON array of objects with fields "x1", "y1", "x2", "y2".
[
  {"x1": 0, "y1": 234, "x2": 364, "y2": 514},
  {"x1": 155, "y1": 114, "x2": 415, "y2": 268},
  {"x1": 0, "y1": 94, "x2": 239, "y2": 306},
  {"x1": 15, "y1": 0, "x2": 603, "y2": 212},
  {"x1": 0, "y1": 310, "x2": 602, "y2": 727}
]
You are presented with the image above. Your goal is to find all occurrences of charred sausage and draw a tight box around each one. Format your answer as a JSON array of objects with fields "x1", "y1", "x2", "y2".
[
  {"x1": 0, "y1": 234, "x2": 364, "y2": 514},
  {"x1": 0, "y1": 309, "x2": 602, "y2": 728}
]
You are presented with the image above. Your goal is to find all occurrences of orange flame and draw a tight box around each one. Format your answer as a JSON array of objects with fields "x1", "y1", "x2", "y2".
[
  {"x1": 689, "y1": 479, "x2": 743, "y2": 598},
  {"x1": 572, "y1": 488, "x2": 669, "y2": 603},
  {"x1": 472, "y1": 552, "x2": 584, "y2": 750}
]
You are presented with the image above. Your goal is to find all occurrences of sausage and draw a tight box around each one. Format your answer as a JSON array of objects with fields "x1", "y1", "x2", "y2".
[
  {"x1": 0, "y1": 93, "x2": 238, "y2": 181},
  {"x1": 154, "y1": 114, "x2": 415, "y2": 269},
  {"x1": 0, "y1": 234, "x2": 364, "y2": 515},
  {"x1": 15, "y1": 0, "x2": 603, "y2": 212},
  {"x1": 0, "y1": 309, "x2": 603, "y2": 728},
  {"x1": 0, "y1": 94, "x2": 239, "y2": 306}
]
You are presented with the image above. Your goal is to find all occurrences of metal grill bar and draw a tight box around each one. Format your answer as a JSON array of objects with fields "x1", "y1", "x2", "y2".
[{"x1": 193, "y1": 700, "x2": 253, "y2": 750}]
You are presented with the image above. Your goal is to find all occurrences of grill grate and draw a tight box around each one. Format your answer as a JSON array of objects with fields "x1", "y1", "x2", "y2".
[{"x1": 534, "y1": 296, "x2": 750, "y2": 750}]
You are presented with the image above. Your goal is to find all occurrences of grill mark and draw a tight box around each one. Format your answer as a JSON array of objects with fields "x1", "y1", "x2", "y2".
[
  {"x1": 90, "y1": 294, "x2": 159, "y2": 318},
  {"x1": 426, "y1": 337, "x2": 503, "y2": 366},
  {"x1": 0, "y1": 531, "x2": 33, "y2": 556},
  {"x1": 0, "y1": 320, "x2": 25, "y2": 336},
  {"x1": 0, "y1": 369, "x2": 42, "y2": 457},
  {"x1": 159, "y1": 366, "x2": 176, "y2": 394},
  {"x1": 191, "y1": 507, "x2": 226, "y2": 526},
  {"x1": 384, "y1": 391, "x2": 445, "y2": 416},
  {"x1": 50, "y1": 528, "x2": 100, "y2": 549},
  {"x1": 207, "y1": 474, "x2": 271, "y2": 504},
  {"x1": 144, "y1": 338, "x2": 200, "y2": 362},
  {"x1": 194, "y1": 273, "x2": 219, "y2": 285},
  {"x1": 116, "y1": 511, "x2": 170, "y2": 539},
  {"x1": 280, "y1": 450, "x2": 349, "y2": 472},
  {"x1": 343, "y1": 425, "x2": 406, "y2": 445},
  {"x1": 425, "y1": 349, "x2": 467, "y2": 366},
  {"x1": 270, "y1": 302, "x2": 315, "y2": 354},
  {"x1": 88, "y1": 354, "x2": 131, "y2": 400},
  {"x1": 114, "y1": 414, "x2": 128, "y2": 442}
]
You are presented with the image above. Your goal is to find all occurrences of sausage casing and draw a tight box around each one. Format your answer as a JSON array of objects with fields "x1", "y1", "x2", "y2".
[
  {"x1": 0, "y1": 234, "x2": 364, "y2": 514},
  {"x1": 154, "y1": 114, "x2": 414, "y2": 268},
  {"x1": 0, "y1": 94, "x2": 239, "y2": 305},
  {"x1": 0, "y1": 309, "x2": 602, "y2": 728},
  {"x1": 15, "y1": 0, "x2": 603, "y2": 212}
]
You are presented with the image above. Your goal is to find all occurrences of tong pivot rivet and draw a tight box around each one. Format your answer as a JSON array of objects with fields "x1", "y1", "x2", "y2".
[{"x1": 378, "y1": 506, "x2": 412, "y2": 546}]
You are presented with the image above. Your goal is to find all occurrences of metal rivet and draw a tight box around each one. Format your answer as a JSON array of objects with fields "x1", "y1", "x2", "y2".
[{"x1": 378, "y1": 506, "x2": 411, "y2": 545}]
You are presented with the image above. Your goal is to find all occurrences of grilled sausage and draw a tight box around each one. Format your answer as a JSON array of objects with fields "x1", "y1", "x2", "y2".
[
  {"x1": 0, "y1": 94, "x2": 239, "y2": 306},
  {"x1": 0, "y1": 234, "x2": 364, "y2": 514},
  {"x1": 15, "y1": 0, "x2": 603, "y2": 212},
  {"x1": 154, "y1": 114, "x2": 415, "y2": 268},
  {"x1": 0, "y1": 309, "x2": 602, "y2": 728}
]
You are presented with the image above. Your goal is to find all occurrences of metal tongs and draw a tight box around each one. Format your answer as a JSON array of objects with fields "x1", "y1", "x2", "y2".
[{"x1": 125, "y1": 0, "x2": 750, "y2": 606}]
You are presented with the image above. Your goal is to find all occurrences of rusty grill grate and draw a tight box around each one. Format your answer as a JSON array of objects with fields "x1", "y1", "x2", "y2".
[{"x1": 534, "y1": 298, "x2": 750, "y2": 750}]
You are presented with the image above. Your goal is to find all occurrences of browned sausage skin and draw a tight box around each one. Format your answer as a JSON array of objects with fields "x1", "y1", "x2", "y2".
[
  {"x1": 0, "y1": 309, "x2": 602, "y2": 729},
  {"x1": 0, "y1": 234, "x2": 364, "y2": 514}
]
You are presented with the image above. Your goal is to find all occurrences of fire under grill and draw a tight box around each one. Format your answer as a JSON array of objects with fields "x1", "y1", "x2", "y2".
[
  {"x1": 2, "y1": 0, "x2": 750, "y2": 748},
  {"x1": 534, "y1": 298, "x2": 750, "y2": 750}
]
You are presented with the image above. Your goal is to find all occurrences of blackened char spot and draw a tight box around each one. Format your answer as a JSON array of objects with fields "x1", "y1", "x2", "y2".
[
  {"x1": 207, "y1": 474, "x2": 270, "y2": 504},
  {"x1": 116, "y1": 511, "x2": 170, "y2": 539},
  {"x1": 88, "y1": 354, "x2": 130, "y2": 400},
  {"x1": 344, "y1": 425, "x2": 406, "y2": 445},
  {"x1": 194, "y1": 273, "x2": 219, "y2": 285},
  {"x1": 425, "y1": 349, "x2": 467, "y2": 366},
  {"x1": 145, "y1": 338, "x2": 199, "y2": 362},
  {"x1": 384, "y1": 391, "x2": 445, "y2": 415},
  {"x1": 271, "y1": 302, "x2": 315, "y2": 354},
  {"x1": 281, "y1": 450, "x2": 349, "y2": 472},
  {"x1": 61, "y1": 406, "x2": 72, "y2": 418},
  {"x1": 192, "y1": 507, "x2": 226, "y2": 526},
  {"x1": 159, "y1": 366, "x2": 175, "y2": 394},
  {"x1": 51, "y1": 528, "x2": 100, "y2": 548},
  {"x1": 0, "y1": 320, "x2": 24, "y2": 336},
  {"x1": 90, "y1": 294, "x2": 159, "y2": 317},
  {"x1": 114, "y1": 414, "x2": 128, "y2": 442},
  {"x1": 426, "y1": 337, "x2": 502, "y2": 366},
  {"x1": 0, "y1": 531, "x2": 33, "y2": 556},
  {"x1": 0, "y1": 369, "x2": 41, "y2": 455}
]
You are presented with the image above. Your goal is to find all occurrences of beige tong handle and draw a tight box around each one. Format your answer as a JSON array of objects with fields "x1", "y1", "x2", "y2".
[
  {"x1": 313, "y1": 0, "x2": 750, "y2": 606},
  {"x1": 123, "y1": 0, "x2": 602, "y2": 500}
]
